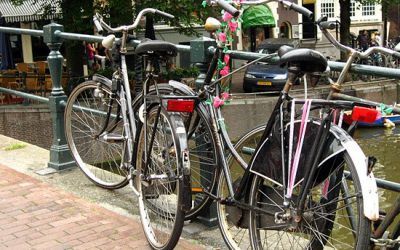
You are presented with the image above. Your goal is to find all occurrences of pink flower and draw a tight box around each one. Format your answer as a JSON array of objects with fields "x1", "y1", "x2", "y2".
[
  {"x1": 222, "y1": 12, "x2": 233, "y2": 22},
  {"x1": 218, "y1": 32, "x2": 227, "y2": 43},
  {"x1": 220, "y1": 65, "x2": 230, "y2": 76},
  {"x1": 228, "y1": 21, "x2": 238, "y2": 32},
  {"x1": 213, "y1": 96, "x2": 225, "y2": 108},
  {"x1": 224, "y1": 54, "x2": 230, "y2": 64},
  {"x1": 221, "y1": 92, "x2": 230, "y2": 100}
]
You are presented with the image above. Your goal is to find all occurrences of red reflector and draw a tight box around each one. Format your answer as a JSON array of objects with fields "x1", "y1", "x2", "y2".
[
  {"x1": 351, "y1": 106, "x2": 380, "y2": 123},
  {"x1": 167, "y1": 99, "x2": 195, "y2": 113}
]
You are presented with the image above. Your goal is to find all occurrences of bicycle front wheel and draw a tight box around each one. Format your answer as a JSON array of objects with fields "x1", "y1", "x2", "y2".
[
  {"x1": 136, "y1": 106, "x2": 187, "y2": 250},
  {"x1": 65, "y1": 81, "x2": 129, "y2": 189},
  {"x1": 249, "y1": 151, "x2": 371, "y2": 249}
]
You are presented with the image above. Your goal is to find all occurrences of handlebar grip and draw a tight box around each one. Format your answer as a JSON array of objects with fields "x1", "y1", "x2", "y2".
[
  {"x1": 320, "y1": 21, "x2": 337, "y2": 30},
  {"x1": 155, "y1": 10, "x2": 174, "y2": 19},
  {"x1": 215, "y1": 0, "x2": 240, "y2": 17},
  {"x1": 93, "y1": 16, "x2": 103, "y2": 34},
  {"x1": 289, "y1": 3, "x2": 313, "y2": 19},
  {"x1": 393, "y1": 52, "x2": 400, "y2": 58},
  {"x1": 316, "y1": 16, "x2": 328, "y2": 24}
]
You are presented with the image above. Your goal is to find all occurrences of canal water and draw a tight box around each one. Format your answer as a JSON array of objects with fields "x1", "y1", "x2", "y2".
[{"x1": 354, "y1": 127, "x2": 400, "y2": 231}]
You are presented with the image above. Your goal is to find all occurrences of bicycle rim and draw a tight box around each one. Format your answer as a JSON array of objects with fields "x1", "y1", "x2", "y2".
[
  {"x1": 136, "y1": 106, "x2": 185, "y2": 250},
  {"x1": 216, "y1": 125, "x2": 265, "y2": 249},
  {"x1": 65, "y1": 81, "x2": 129, "y2": 189},
  {"x1": 249, "y1": 151, "x2": 370, "y2": 249}
]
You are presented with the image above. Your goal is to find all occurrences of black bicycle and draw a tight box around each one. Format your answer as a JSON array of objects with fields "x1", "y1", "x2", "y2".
[{"x1": 141, "y1": 0, "x2": 377, "y2": 248}]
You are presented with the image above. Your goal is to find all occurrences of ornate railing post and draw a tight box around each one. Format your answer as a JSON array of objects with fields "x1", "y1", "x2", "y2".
[
  {"x1": 190, "y1": 37, "x2": 218, "y2": 226},
  {"x1": 43, "y1": 23, "x2": 75, "y2": 170}
]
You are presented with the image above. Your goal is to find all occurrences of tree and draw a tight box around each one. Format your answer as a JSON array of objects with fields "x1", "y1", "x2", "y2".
[
  {"x1": 11, "y1": 0, "x2": 210, "y2": 80},
  {"x1": 338, "y1": 0, "x2": 351, "y2": 60},
  {"x1": 135, "y1": 0, "x2": 213, "y2": 36}
]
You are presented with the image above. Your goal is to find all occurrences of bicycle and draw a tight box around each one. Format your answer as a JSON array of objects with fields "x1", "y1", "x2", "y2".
[
  {"x1": 316, "y1": 17, "x2": 400, "y2": 249},
  {"x1": 64, "y1": 8, "x2": 193, "y2": 249},
  {"x1": 155, "y1": 0, "x2": 378, "y2": 248},
  {"x1": 232, "y1": 15, "x2": 400, "y2": 249}
]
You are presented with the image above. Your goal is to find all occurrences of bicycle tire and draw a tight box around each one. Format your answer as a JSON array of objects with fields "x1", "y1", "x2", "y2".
[
  {"x1": 136, "y1": 106, "x2": 187, "y2": 250},
  {"x1": 65, "y1": 81, "x2": 129, "y2": 189},
  {"x1": 248, "y1": 149, "x2": 370, "y2": 249},
  {"x1": 216, "y1": 125, "x2": 265, "y2": 249},
  {"x1": 132, "y1": 84, "x2": 219, "y2": 220}
]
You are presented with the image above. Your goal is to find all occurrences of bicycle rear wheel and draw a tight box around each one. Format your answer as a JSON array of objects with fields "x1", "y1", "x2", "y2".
[
  {"x1": 65, "y1": 81, "x2": 129, "y2": 189},
  {"x1": 249, "y1": 151, "x2": 370, "y2": 249},
  {"x1": 216, "y1": 125, "x2": 265, "y2": 249},
  {"x1": 136, "y1": 106, "x2": 187, "y2": 250},
  {"x1": 132, "y1": 84, "x2": 218, "y2": 220}
]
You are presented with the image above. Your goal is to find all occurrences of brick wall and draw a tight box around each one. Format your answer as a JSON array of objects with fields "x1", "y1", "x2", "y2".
[{"x1": 0, "y1": 105, "x2": 52, "y2": 149}]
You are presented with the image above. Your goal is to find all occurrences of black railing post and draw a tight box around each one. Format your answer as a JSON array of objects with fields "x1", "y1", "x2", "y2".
[{"x1": 43, "y1": 23, "x2": 75, "y2": 170}]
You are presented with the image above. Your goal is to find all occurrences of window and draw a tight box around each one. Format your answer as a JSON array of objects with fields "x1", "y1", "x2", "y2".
[
  {"x1": 362, "y1": 3, "x2": 375, "y2": 16},
  {"x1": 350, "y1": 0, "x2": 356, "y2": 17},
  {"x1": 321, "y1": 0, "x2": 335, "y2": 18}
]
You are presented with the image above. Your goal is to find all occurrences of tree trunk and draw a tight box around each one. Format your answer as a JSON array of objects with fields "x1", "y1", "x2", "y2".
[
  {"x1": 339, "y1": 0, "x2": 351, "y2": 61},
  {"x1": 60, "y1": 0, "x2": 93, "y2": 90}
]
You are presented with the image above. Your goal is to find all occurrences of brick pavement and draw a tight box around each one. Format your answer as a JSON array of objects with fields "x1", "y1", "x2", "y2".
[{"x1": 0, "y1": 164, "x2": 204, "y2": 249}]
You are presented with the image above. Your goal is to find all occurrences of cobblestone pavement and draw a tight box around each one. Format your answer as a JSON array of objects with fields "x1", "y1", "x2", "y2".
[{"x1": 0, "y1": 164, "x2": 204, "y2": 249}]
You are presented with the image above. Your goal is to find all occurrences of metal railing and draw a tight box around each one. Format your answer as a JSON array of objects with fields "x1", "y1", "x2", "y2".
[
  {"x1": 1, "y1": 20, "x2": 400, "y2": 226},
  {"x1": 2, "y1": 22, "x2": 400, "y2": 169}
]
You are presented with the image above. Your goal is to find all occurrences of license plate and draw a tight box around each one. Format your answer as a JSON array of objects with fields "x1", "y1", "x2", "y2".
[{"x1": 257, "y1": 81, "x2": 272, "y2": 86}]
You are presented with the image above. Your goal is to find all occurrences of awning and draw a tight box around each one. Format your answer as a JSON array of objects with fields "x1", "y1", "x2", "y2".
[
  {"x1": 0, "y1": 0, "x2": 61, "y2": 23},
  {"x1": 242, "y1": 5, "x2": 276, "y2": 30}
]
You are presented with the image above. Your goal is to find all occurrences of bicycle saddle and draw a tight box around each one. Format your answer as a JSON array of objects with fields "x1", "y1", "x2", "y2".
[
  {"x1": 278, "y1": 46, "x2": 327, "y2": 73},
  {"x1": 135, "y1": 40, "x2": 178, "y2": 57}
]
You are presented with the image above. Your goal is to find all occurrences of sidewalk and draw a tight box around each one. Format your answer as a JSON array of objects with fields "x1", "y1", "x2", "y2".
[{"x1": 0, "y1": 135, "x2": 210, "y2": 249}]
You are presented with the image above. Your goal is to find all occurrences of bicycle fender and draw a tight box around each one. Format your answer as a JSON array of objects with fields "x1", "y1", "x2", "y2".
[
  {"x1": 92, "y1": 74, "x2": 112, "y2": 88},
  {"x1": 329, "y1": 125, "x2": 379, "y2": 221},
  {"x1": 168, "y1": 80, "x2": 196, "y2": 95},
  {"x1": 171, "y1": 114, "x2": 192, "y2": 212}
]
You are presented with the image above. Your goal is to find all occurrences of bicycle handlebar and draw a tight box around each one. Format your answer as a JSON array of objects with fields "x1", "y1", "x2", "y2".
[
  {"x1": 319, "y1": 21, "x2": 336, "y2": 30},
  {"x1": 207, "y1": 0, "x2": 240, "y2": 17},
  {"x1": 93, "y1": 8, "x2": 174, "y2": 34},
  {"x1": 316, "y1": 16, "x2": 400, "y2": 59},
  {"x1": 93, "y1": 16, "x2": 103, "y2": 34},
  {"x1": 208, "y1": 0, "x2": 313, "y2": 20},
  {"x1": 240, "y1": 0, "x2": 313, "y2": 19},
  {"x1": 155, "y1": 10, "x2": 175, "y2": 19},
  {"x1": 281, "y1": 0, "x2": 313, "y2": 19}
]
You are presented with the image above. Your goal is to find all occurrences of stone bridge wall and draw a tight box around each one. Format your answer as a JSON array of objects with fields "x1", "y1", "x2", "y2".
[
  {"x1": 0, "y1": 80, "x2": 399, "y2": 148},
  {"x1": 0, "y1": 105, "x2": 52, "y2": 149}
]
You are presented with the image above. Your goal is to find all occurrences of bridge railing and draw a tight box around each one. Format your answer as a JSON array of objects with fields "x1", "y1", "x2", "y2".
[
  {"x1": 1, "y1": 22, "x2": 400, "y2": 225},
  {"x1": 2, "y1": 19, "x2": 400, "y2": 170}
]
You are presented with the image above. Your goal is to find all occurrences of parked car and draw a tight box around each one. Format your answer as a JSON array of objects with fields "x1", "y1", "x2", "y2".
[{"x1": 243, "y1": 38, "x2": 299, "y2": 93}]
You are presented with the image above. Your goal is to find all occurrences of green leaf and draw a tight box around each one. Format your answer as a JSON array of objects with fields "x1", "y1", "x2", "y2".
[
  {"x1": 202, "y1": 0, "x2": 207, "y2": 8},
  {"x1": 217, "y1": 59, "x2": 226, "y2": 70}
]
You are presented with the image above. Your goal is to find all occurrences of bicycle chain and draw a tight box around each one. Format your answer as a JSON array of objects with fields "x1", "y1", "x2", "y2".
[{"x1": 371, "y1": 237, "x2": 400, "y2": 248}]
